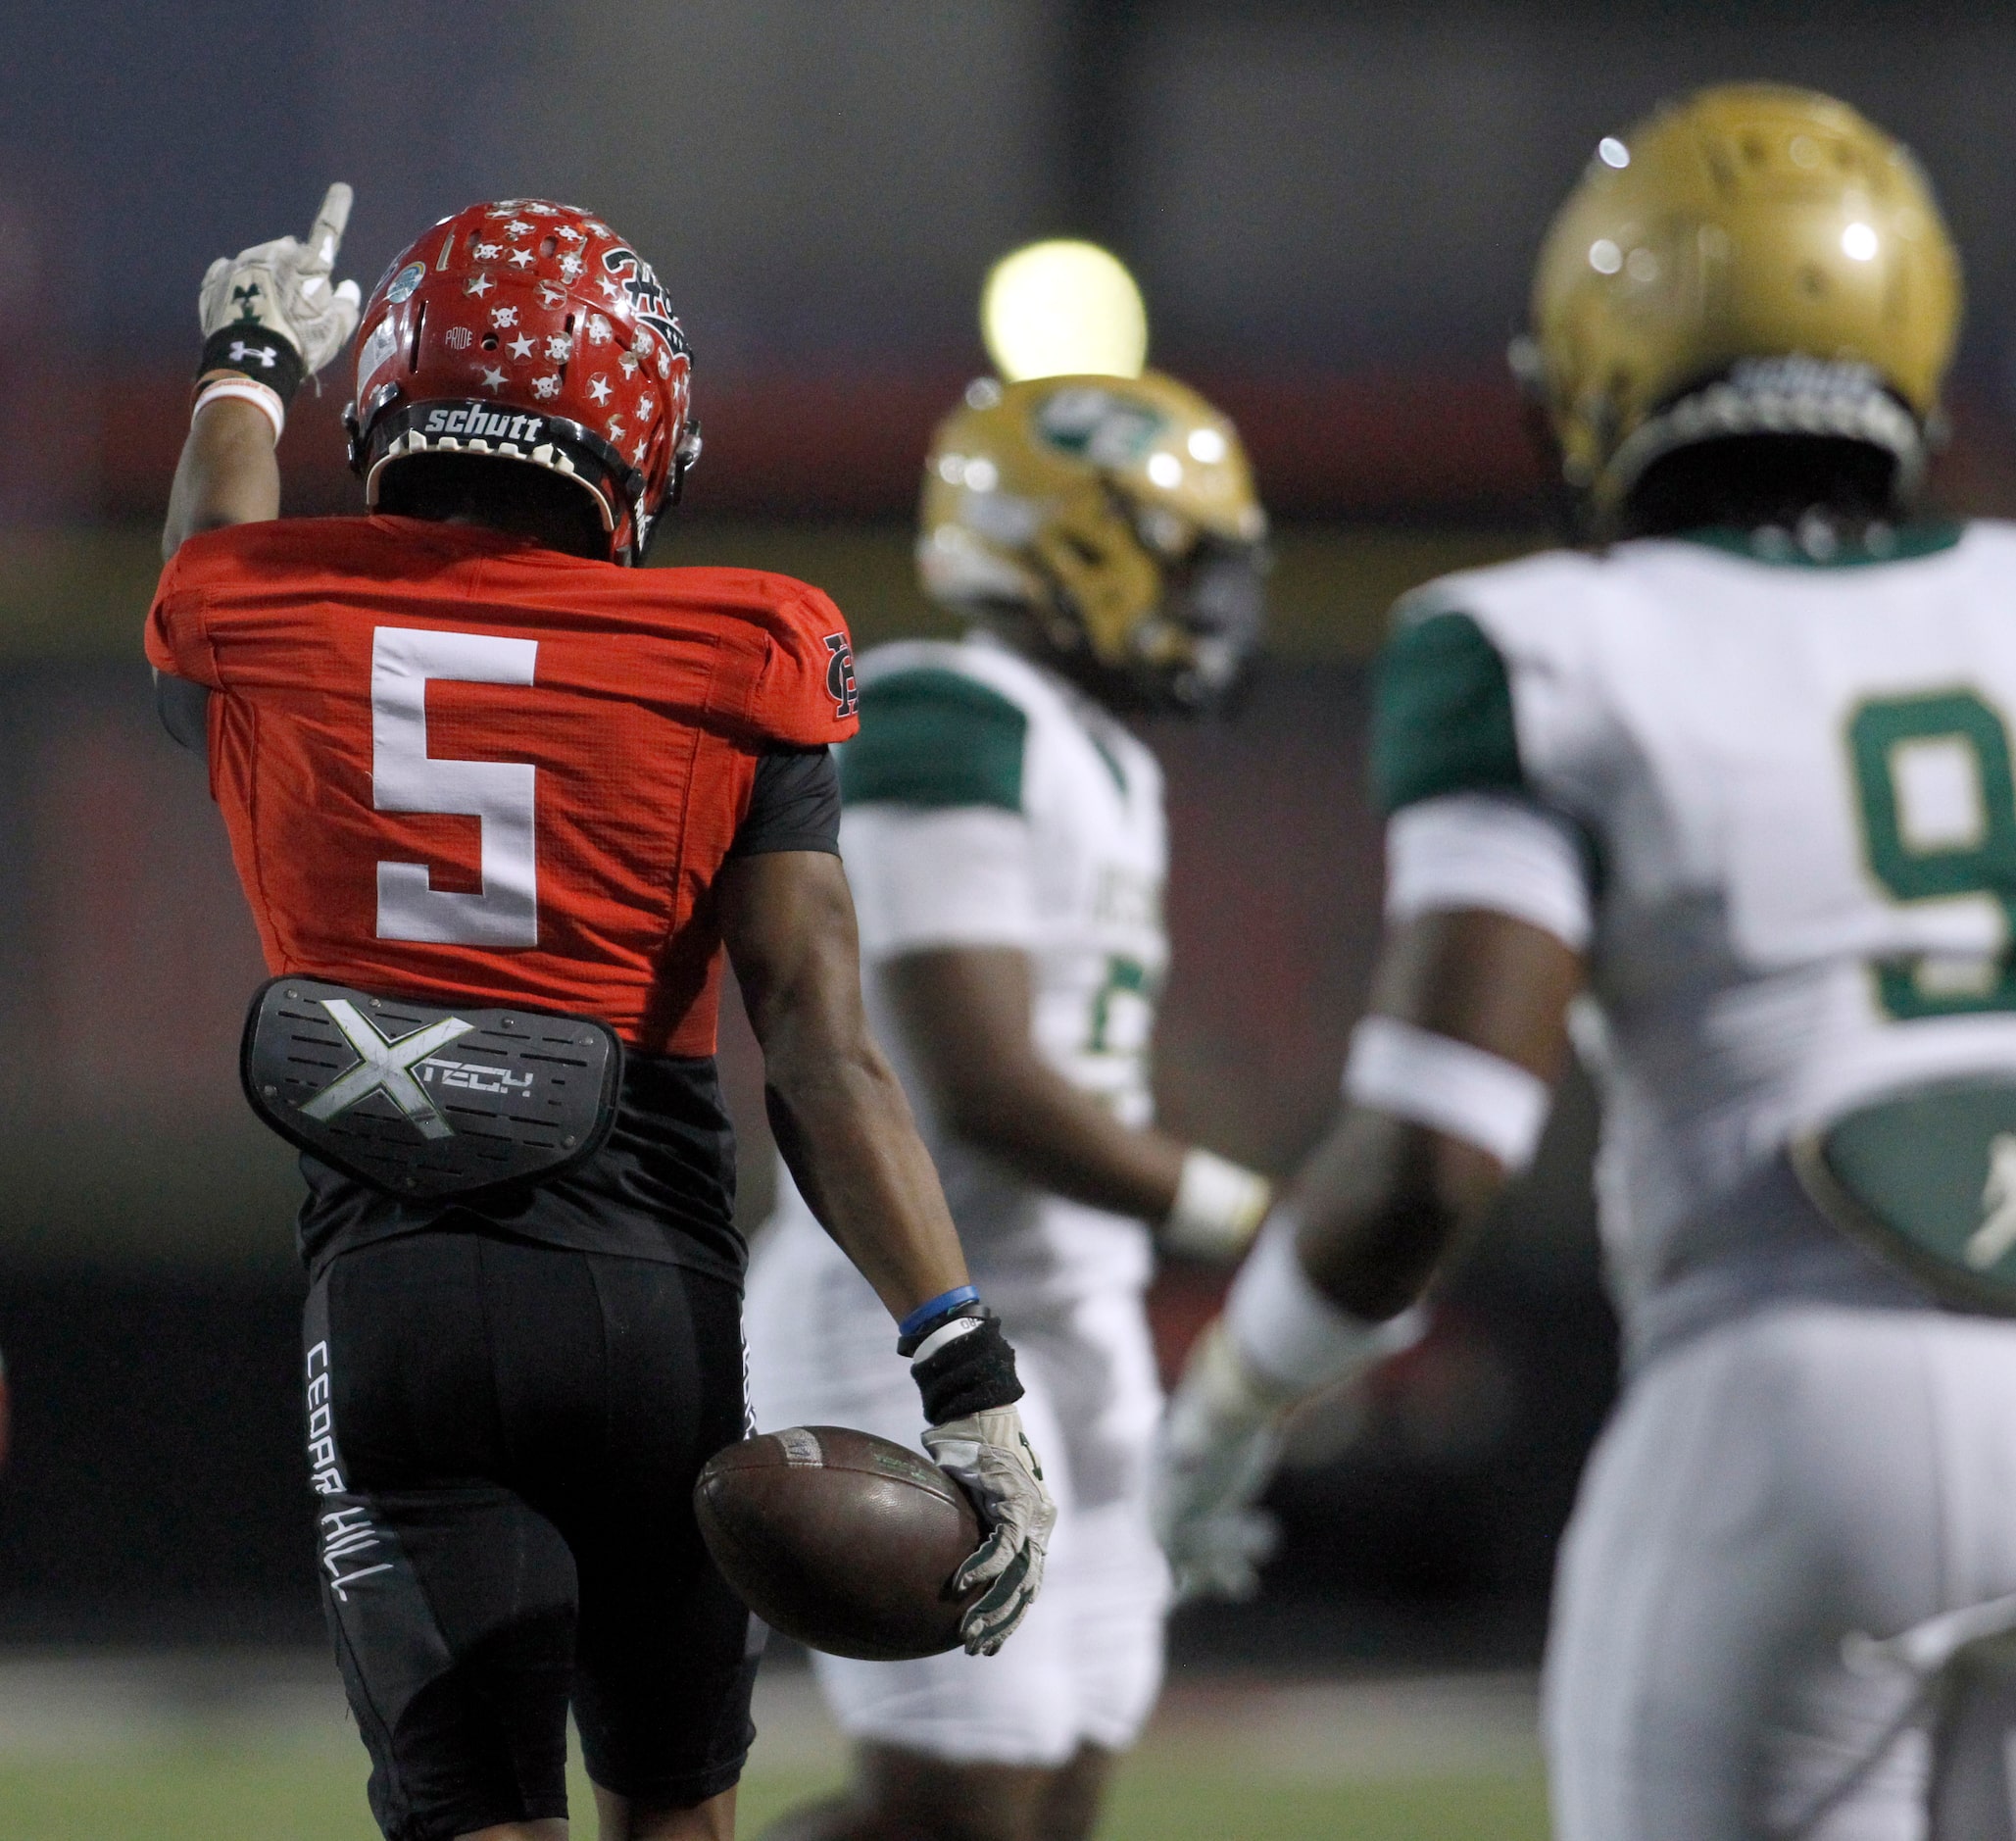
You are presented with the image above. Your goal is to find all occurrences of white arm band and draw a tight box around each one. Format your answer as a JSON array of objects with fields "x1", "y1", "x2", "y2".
[
  {"x1": 192, "y1": 374, "x2": 286, "y2": 444},
  {"x1": 1225, "y1": 1214, "x2": 1426, "y2": 1397},
  {"x1": 1163, "y1": 1148, "x2": 1272, "y2": 1260},
  {"x1": 1345, "y1": 1015, "x2": 1551, "y2": 1171},
  {"x1": 1384, "y1": 792, "x2": 1594, "y2": 951}
]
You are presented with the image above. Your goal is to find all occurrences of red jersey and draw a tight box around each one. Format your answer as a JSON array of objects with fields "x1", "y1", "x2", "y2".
[{"x1": 146, "y1": 515, "x2": 860, "y2": 1057}]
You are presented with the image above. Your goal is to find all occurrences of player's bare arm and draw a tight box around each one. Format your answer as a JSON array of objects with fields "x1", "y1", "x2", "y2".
[
  {"x1": 162, "y1": 182, "x2": 359, "y2": 560},
  {"x1": 1290, "y1": 909, "x2": 1583, "y2": 1319},
  {"x1": 719, "y1": 849, "x2": 970, "y2": 1318},
  {"x1": 887, "y1": 944, "x2": 1266, "y2": 1256},
  {"x1": 163, "y1": 395, "x2": 280, "y2": 556},
  {"x1": 1152, "y1": 905, "x2": 1584, "y2": 1599},
  {"x1": 721, "y1": 848, "x2": 1058, "y2": 1657}
]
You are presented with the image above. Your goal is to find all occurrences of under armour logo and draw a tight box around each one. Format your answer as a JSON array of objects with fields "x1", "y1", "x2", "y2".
[
  {"x1": 1966, "y1": 1131, "x2": 2016, "y2": 1269},
  {"x1": 297, "y1": 999, "x2": 475, "y2": 1141},
  {"x1": 230, "y1": 281, "x2": 264, "y2": 321},
  {"x1": 228, "y1": 339, "x2": 278, "y2": 369}
]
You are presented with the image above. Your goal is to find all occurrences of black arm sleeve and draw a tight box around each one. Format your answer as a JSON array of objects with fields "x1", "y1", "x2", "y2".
[{"x1": 725, "y1": 744, "x2": 842, "y2": 860}]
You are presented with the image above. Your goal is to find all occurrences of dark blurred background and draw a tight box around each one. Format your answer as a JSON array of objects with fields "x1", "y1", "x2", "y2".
[{"x1": 4, "y1": 0, "x2": 2014, "y2": 1655}]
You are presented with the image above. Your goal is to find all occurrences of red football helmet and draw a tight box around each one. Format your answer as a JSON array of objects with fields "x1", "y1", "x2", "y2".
[{"x1": 345, "y1": 199, "x2": 699, "y2": 563}]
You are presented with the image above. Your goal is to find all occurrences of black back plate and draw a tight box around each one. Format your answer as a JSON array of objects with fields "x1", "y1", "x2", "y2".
[{"x1": 240, "y1": 977, "x2": 623, "y2": 1199}]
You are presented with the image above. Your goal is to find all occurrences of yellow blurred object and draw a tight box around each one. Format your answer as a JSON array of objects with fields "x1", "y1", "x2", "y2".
[
  {"x1": 917, "y1": 370, "x2": 1267, "y2": 709},
  {"x1": 1526, "y1": 83, "x2": 1962, "y2": 525},
  {"x1": 981, "y1": 240, "x2": 1149, "y2": 382}
]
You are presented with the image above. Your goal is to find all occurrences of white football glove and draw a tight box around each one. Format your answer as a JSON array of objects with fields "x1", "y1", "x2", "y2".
[
  {"x1": 922, "y1": 1404, "x2": 1057, "y2": 1656},
  {"x1": 199, "y1": 182, "x2": 362, "y2": 378},
  {"x1": 1151, "y1": 1319, "x2": 1290, "y2": 1603}
]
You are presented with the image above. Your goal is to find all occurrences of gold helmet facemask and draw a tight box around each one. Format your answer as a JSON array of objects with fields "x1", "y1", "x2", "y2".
[
  {"x1": 917, "y1": 372, "x2": 1269, "y2": 714},
  {"x1": 1521, "y1": 83, "x2": 1962, "y2": 533}
]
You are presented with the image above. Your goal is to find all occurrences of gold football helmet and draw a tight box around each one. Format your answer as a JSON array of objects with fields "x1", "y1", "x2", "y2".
[
  {"x1": 919, "y1": 373, "x2": 1268, "y2": 712},
  {"x1": 1524, "y1": 83, "x2": 1962, "y2": 527}
]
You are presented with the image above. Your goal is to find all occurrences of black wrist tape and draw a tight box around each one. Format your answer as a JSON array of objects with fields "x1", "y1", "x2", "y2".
[
  {"x1": 912, "y1": 1313, "x2": 1024, "y2": 1424},
  {"x1": 199, "y1": 326, "x2": 305, "y2": 405}
]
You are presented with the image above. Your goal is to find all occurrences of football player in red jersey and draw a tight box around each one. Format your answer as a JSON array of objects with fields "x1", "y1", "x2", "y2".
[{"x1": 149, "y1": 186, "x2": 1056, "y2": 1841}]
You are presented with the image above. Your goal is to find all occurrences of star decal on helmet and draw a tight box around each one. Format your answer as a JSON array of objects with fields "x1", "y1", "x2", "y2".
[
  {"x1": 597, "y1": 275, "x2": 623, "y2": 302},
  {"x1": 508, "y1": 332, "x2": 536, "y2": 359},
  {"x1": 478, "y1": 366, "x2": 507, "y2": 390},
  {"x1": 587, "y1": 375, "x2": 612, "y2": 405},
  {"x1": 466, "y1": 274, "x2": 494, "y2": 298},
  {"x1": 507, "y1": 247, "x2": 535, "y2": 270}
]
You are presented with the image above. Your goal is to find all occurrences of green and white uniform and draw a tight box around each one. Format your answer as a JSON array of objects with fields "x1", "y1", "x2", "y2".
[
  {"x1": 1380, "y1": 522, "x2": 2016, "y2": 1838},
  {"x1": 745, "y1": 632, "x2": 1170, "y2": 1764}
]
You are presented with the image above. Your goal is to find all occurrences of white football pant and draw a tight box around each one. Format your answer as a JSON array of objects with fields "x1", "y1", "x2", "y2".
[
  {"x1": 744, "y1": 1218, "x2": 1170, "y2": 1766},
  {"x1": 1546, "y1": 1303, "x2": 2016, "y2": 1839}
]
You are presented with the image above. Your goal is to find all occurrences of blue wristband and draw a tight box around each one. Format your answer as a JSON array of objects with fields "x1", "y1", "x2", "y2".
[{"x1": 898, "y1": 1285, "x2": 980, "y2": 1342}]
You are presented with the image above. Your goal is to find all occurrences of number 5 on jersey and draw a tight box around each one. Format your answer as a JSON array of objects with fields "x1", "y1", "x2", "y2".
[{"x1": 372, "y1": 627, "x2": 539, "y2": 948}]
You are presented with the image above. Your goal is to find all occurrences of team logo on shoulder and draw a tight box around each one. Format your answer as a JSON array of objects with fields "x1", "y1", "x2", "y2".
[{"x1": 823, "y1": 633, "x2": 860, "y2": 720}]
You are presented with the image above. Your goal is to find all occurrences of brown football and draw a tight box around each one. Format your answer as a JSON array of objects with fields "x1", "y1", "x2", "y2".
[{"x1": 695, "y1": 1425, "x2": 983, "y2": 1661}]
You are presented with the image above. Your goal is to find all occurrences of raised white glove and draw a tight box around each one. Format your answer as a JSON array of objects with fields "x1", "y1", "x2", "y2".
[
  {"x1": 199, "y1": 182, "x2": 362, "y2": 378},
  {"x1": 1162, "y1": 1148, "x2": 1272, "y2": 1262},
  {"x1": 922, "y1": 1404, "x2": 1057, "y2": 1656},
  {"x1": 1151, "y1": 1319, "x2": 1289, "y2": 1603}
]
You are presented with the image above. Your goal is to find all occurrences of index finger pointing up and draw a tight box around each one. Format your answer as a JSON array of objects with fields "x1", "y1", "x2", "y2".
[{"x1": 305, "y1": 182, "x2": 354, "y2": 271}]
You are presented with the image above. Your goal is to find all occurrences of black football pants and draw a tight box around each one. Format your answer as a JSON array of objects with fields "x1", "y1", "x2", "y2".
[{"x1": 304, "y1": 1228, "x2": 759, "y2": 1841}]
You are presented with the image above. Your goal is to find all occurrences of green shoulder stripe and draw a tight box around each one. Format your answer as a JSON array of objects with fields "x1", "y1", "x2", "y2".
[
  {"x1": 840, "y1": 668, "x2": 1029, "y2": 812},
  {"x1": 1370, "y1": 608, "x2": 1524, "y2": 813}
]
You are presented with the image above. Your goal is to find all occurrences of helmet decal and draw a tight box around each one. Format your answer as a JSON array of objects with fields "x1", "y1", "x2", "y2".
[
  {"x1": 599, "y1": 246, "x2": 689, "y2": 355},
  {"x1": 1034, "y1": 387, "x2": 1164, "y2": 467}
]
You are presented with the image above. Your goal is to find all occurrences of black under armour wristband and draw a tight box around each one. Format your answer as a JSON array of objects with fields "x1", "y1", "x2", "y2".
[
  {"x1": 198, "y1": 325, "x2": 306, "y2": 405},
  {"x1": 910, "y1": 1311, "x2": 1025, "y2": 1425}
]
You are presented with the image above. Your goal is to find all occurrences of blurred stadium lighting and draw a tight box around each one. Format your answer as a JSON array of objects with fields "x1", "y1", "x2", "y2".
[{"x1": 981, "y1": 239, "x2": 1149, "y2": 382}]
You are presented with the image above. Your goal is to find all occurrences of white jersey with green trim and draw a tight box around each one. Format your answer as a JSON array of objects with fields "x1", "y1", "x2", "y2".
[
  {"x1": 1380, "y1": 520, "x2": 2016, "y2": 1362},
  {"x1": 772, "y1": 631, "x2": 1168, "y2": 1301}
]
